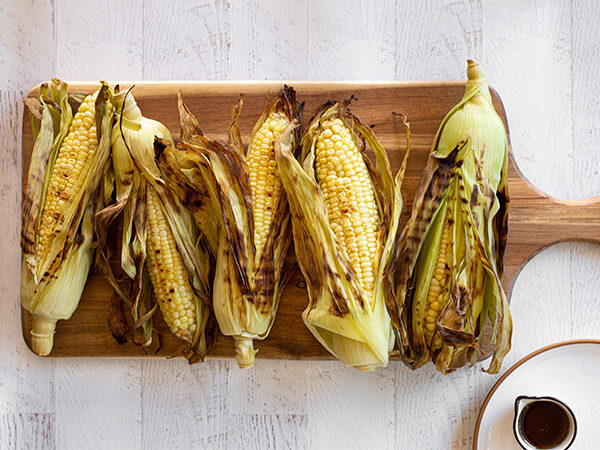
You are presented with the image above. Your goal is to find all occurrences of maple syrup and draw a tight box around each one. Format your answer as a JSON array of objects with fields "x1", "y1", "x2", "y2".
[{"x1": 519, "y1": 400, "x2": 571, "y2": 449}]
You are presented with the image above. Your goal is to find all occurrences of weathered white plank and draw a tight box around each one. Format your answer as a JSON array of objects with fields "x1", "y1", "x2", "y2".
[
  {"x1": 142, "y1": 0, "x2": 232, "y2": 80},
  {"x1": 229, "y1": 0, "x2": 308, "y2": 79},
  {"x1": 307, "y1": 362, "x2": 396, "y2": 450},
  {"x1": 482, "y1": 0, "x2": 573, "y2": 200},
  {"x1": 228, "y1": 414, "x2": 309, "y2": 450},
  {"x1": 572, "y1": 0, "x2": 600, "y2": 199},
  {"x1": 0, "y1": 413, "x2": 55, "y2": 450},
  {"x1": 396, "y1": 0, "x2": 482, "y2": 80},
  {"x1": 54, "y1": 360, "x2": 142, "y2": 449},
  {"x1": 227, "y1": 360, "x2": 308, "y2": 415},
  {"x1": 0, "y1": 0, "x2": 54, "y2": 89},
  {"x1": 394, "y1": 363, "x2": 497, "y2": 450},
  {"x1": 307, "y1": 0, "x2": 396, "y2": 80},
  {"x1": 54, "y1": 0, "x2": 144, "y2": 80},
  {"x1": 508, "y1": 243, "x2": 573, "y2": 352},
  {"x1": 569, "y1": 242, "x2": 600, "y2": 338},
  {"x1": 141, "y1": 360, "x2": 232, "y2": 449}
]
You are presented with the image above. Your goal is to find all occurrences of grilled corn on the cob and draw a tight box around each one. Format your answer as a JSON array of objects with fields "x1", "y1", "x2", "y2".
[
  {"x1": 392, "y1": 60, "x2": 511, "y2": 374},
  {"x1": 275, "y1": 101, "x2": 410, "y2": 370},
  {"x1": 95, "y1": 88, "x2": 211, "y2": 361},
  {"x1": 157, "y1": 87, "x2": 301, "y2": 368},
  {"x1": 21, "y1": 80, "x2": 113, "y2": 355}
]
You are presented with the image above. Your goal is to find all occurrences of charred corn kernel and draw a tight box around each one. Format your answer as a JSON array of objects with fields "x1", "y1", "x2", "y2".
[
  {"x1": 423, "y1": 214, "x2": 452, "y2": 346},
  {"x1": 35, "y1": 92, "x2": 99, "y2": 263},
  {"x1": 146, "y1": 187, "x2": 197, "y2": 341},
  {"x1": 246, "y1": 111, "x2": 290, "y2": 265},
  {"x1": 315, "y1": 118, "x2": 379, "y2": 296}
]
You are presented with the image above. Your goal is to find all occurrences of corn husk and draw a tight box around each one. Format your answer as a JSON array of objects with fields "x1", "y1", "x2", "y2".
[
  {"x1": 392, "y1": 60, "x2": 511, "y2": 374},
  {"x1": 157, "y1": 87, "x2": 301, "y2": 368},
  {"x1": 20, "y1": 80, "x2": 113, "y2": 355},
  {"x1": 95, "y1": 87, "x2": 211, "y2": 362},
  {"x1": 275, "y1": 101, "x2": 410, "y2": 370}
]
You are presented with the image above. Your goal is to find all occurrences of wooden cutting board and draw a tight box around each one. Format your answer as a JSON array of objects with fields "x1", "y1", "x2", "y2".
[{"x1": 21, "y1": 82, "x2": 600, "y2": 361}]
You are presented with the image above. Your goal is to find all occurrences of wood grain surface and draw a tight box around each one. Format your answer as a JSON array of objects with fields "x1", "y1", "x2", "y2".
[
  {"x1": 3, "y1": 1, "x2": 600, "y2": 449},
  {"x1": 20, "y1": 81, "x2": 600, "y2": 359}
]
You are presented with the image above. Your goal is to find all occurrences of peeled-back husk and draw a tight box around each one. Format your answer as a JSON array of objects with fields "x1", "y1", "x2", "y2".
[
  {"x1": 392, "y1": 60, "x2": 511, "y2": 374},
  {"x1": 157, "y1": 87, "x2": 301, "y2": 368},
  {"x1": 275, "y1": 102, "x2": 410, "y2": 370},
  {"x1": 20, "y1": 80, "x2": 113, "y2": 355}
]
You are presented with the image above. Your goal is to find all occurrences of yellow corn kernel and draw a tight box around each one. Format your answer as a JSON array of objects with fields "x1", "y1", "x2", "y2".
[
  {"x1": 424, "y1": 214, "x2": 452, "y2": 346},
  {"x1": 35, "y1": 92, "x2": 99, "y2": 262},
  {"x1": 247, "y1": 112, "x2": 290, "y2": 264},
  {"x1": 146, "y1": 186, "x2": 198, "y2": 340},
  {"x1": 314, "y1": 118, "x2": 380, "y2": 296}
]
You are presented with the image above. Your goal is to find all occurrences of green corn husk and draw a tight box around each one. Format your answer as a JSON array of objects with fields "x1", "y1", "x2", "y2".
[
  {"x1": 20, "y1": 80, "x2": 113, "y2": 355},
  {"x1": 95, "y1": 87, "x2": 211, "y2": 363},
  {"x1": 392, "y1": 60, "x2": 511, "y2": 374},
  {"x1": 157, "y1": 87, "x2": 301, "y2": 368},
  {"x1": 275, "y1": 101, "x2": 410, "y2": 370}
]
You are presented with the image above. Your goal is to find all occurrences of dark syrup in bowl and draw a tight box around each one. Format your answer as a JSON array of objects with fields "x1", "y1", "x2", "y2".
[{"x1": 519, "y1": 400, "x2": 570, "y2": 449}]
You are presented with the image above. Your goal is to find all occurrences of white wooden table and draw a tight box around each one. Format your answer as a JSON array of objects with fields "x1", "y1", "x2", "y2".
[{"x1": 1, "y1": 1, "x2": 599, "y2": 448}]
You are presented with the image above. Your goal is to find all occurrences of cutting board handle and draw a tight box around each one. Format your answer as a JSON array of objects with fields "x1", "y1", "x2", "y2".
[{"x1": 503, "y1": 155, "x2": 600, "y2": 296}]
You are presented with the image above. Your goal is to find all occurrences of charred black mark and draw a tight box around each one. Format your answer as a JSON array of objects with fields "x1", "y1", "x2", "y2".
[
  {"x1": 470, "y1": 185, "x2": 480, "y2": 208},
  {"x1": 169, "y1": 288, "x2": 175, "y2": 293},
  {"x1": 153, "y1": 139, "x2": 167, "y2": 158},
  {"x1": 447, "y1": 218, "x2": 455, "y2": 226},
  {"x1": 155, "y1": 249, "x2": 161, "y2": 254}
]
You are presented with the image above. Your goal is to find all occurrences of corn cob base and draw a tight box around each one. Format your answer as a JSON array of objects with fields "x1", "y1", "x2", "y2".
[
  {"x1": 30, "y1": 317, "x2": 57, "y2": 356},
  {"x1": 234, "y1": 337, "x2": 258, "y2": 369}
]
